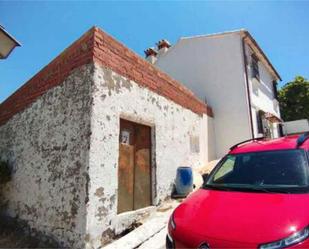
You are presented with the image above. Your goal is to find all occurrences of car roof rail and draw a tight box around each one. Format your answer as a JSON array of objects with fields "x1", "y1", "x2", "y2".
[
  {"x1": 296, "y1": 132, "x2": 309, "y2": 148},
  {"x1": 229, "y1": 137, "x2": 265, "y2": 151}
]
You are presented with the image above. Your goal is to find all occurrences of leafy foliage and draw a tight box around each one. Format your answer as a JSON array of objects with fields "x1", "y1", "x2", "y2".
[
  {"x1": 0, "y1": 161, "x2": 11, "y2": 184},
  {"x1": 278, "y1": 76, "x2": 309, "y2": 121}
]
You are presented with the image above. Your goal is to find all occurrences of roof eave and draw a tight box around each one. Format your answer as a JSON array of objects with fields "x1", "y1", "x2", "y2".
[
  {"x1": 241, "y1": 30, "x2": 282, "y2": 81},
  {"x1": 0, "y1": 25, "x2": 21, "y2": 47}
]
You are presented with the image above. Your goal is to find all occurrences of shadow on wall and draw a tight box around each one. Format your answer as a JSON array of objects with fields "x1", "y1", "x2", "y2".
[{"x1": 207, "y1": 116, "x2": 217, "y2": 160}]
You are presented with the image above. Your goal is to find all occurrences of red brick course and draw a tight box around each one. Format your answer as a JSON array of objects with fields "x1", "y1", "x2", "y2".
[
  {"x1": 0, "y1": 28, "x2": 95, "y2": 125},
  {"x1": 0, "y1": 26, "x2": 213, "y2": 126}
]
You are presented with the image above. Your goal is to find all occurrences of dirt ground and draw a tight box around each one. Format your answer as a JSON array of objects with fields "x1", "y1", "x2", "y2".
[
  {"x1": 0, "y1": 233, "x2": 41, "y2": 248},
  {"x1": 0, "y1": 216, "x2": 59, "y2": 248}
]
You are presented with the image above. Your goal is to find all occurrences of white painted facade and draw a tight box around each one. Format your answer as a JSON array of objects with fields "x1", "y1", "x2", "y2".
[
  {"x1": 155, "y1": 31, "x2": 281, "y2": 157},
  {"x1": 86, "y1": 64, "x2": 213, "y2": 248},
  {"x1": 0, "y1": 62, "x2": 214, "y2": 248},
  {"x1": 283, "y1": 119, "x2": 309, "y2": 135},
  {"x1": 244, "y1": 44, "x2": 281, "y2": 139}
]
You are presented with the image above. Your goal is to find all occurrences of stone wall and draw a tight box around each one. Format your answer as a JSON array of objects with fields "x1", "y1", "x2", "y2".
[
  {"x1": 85, "y1": 64, "x2": 211, "y2": 248},
  {"x1": 0, "y1": 64, "x2": 93, "y2": 248},
  {"x1": 0, "y1": 62, "x2": 214, "y2": 248}
]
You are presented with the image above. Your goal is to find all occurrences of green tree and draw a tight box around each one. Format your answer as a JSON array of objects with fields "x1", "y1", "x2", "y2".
[{"x1": 279, "y1": 76, "x2": 309, "y2": 121}]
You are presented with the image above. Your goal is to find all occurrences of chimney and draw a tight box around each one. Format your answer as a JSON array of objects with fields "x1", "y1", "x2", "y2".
[
  {"x1": 156, "y1": 39, "x2": 171, "y2": 56},
  {"x1": 144, "y1": 47, "x2": 157, "y2": 64}
]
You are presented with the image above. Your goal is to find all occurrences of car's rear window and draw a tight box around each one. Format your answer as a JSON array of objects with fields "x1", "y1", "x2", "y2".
[{"x1": 205, "y1": 149, "x2": 309, "y2": 193}]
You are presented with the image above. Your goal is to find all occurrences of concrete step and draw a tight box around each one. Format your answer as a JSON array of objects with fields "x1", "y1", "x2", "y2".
[
  {"x1": 137, "y1": 227, "x2": 167, "y2": 249},
  {"x1": 102, "y1": 201, "x2": 178, "y2": 249}
]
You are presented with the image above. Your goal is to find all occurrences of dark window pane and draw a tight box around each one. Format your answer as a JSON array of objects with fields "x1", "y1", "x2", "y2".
[
  {"x1": 278, "y1": 124, "x2": 284, "y2": 137},
  {"x1": 251, "y1": 54, "x2": 260, "y2": 80},
  {"x1": 207, "y1": 150, "x2": 309, "y2": 189},
  {"x1": 273, "y1": 81, "x2": 278, "y2": 99},
  {"x1": 256, "y1": 111, "x2": 264, "y2": 134}
]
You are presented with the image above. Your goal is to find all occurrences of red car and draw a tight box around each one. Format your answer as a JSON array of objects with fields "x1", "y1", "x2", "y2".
[{"x1": 167, "y1": 133, "x2": 309, "y2": 249}]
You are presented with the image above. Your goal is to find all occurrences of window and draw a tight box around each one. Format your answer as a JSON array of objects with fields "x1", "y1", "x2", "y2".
[
  {"x1": 273, "y1": 81, "x2": 278, "y2": 99},
  {"x1": 251, "y1": 54, "x2": 260, "y2": 80},
  {"x1": 252, "y1": 80, "x2": 259, "y2": 96},
  {"x1": 204, "y1": 150, "x2": 309, "y2": 193},
  {"x1": 256, "y1": 110, "x2": 264, "y2": 134},
  {"x1": 213, "y1": 156, "x2": 235, "y2": 181},
  {"x1": 278, "y1": 124, "x2": 284, "y2": 137}
]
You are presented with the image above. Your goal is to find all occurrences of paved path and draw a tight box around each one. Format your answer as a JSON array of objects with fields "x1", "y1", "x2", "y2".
[{"x1": 137, "y1": 227, "x2": 166, "y2": 249}]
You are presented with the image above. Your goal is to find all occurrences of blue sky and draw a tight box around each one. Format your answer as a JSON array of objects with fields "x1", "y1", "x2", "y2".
[{"x1": 1, "y1": 1, "x2": 308, "y2": 102}]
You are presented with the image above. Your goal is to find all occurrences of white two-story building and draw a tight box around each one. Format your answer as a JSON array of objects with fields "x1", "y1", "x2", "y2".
[{"x1": 150, "y1": 30, "x2": 282, "y2": 158}]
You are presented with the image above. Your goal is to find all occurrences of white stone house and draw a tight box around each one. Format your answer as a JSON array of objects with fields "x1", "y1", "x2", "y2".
[
  {"x1": 154, "y1": 30, "x2": 282, "y2": 157},
  {"x1": 0, "y1": 27, "x2": 214, "y2": 248}
]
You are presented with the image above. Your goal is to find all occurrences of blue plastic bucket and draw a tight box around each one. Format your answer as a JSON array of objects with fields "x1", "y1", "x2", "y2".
[{"x1": 175, "y1": 166, "x2": 193, "y2": 196}]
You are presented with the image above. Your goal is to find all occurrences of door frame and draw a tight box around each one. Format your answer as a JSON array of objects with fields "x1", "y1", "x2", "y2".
[{"x1": 117, "y1": 114, "x2": 157, "y2": 212}]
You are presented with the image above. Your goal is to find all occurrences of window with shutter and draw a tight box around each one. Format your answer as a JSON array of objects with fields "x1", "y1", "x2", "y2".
[
  {"x1": 273, "y1": 81, "x2": 278, "y2": 99},
  {"x1": 256, "y1": 110, "x2": 264, "y2": 134},
  {"x1": 251, "y1": 54, "x2": 260, "y2": 80}
]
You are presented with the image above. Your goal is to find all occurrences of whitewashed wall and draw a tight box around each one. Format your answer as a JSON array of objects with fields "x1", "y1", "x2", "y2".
[
  {"x1": 0, "y1": 62, "x2": 212, "y2": 249},
  {"x1": 0, "y1": 64, "x2": 93, "y2": 248},
  {"x1": 85, "y1": 64, "x2": 211, "y2": 248},
  {"x1": 156, "y1": 33, "x2": 251, "y2": 157}
]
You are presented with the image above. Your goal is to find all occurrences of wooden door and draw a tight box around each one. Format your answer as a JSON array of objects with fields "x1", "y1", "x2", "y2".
[
  {"x1": 117, "y1": 119, "x2": 152, "y2": 214},
  {"x1": 133, "y1": 124, "x2": 152, "y2": 210},
  {"x1": 118, "y1": 120, "x2": 135, "y2": 213}
]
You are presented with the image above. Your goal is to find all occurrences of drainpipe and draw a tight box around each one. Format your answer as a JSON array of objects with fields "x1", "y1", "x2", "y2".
[{"x1": 241, "y1": 36, "x2": 255, "y2": 139}]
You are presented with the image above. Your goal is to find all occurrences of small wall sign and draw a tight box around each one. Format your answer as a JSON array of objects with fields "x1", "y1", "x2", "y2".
[{"x1": 121, "y1": 130, "x2": 130, "y2": 145}]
